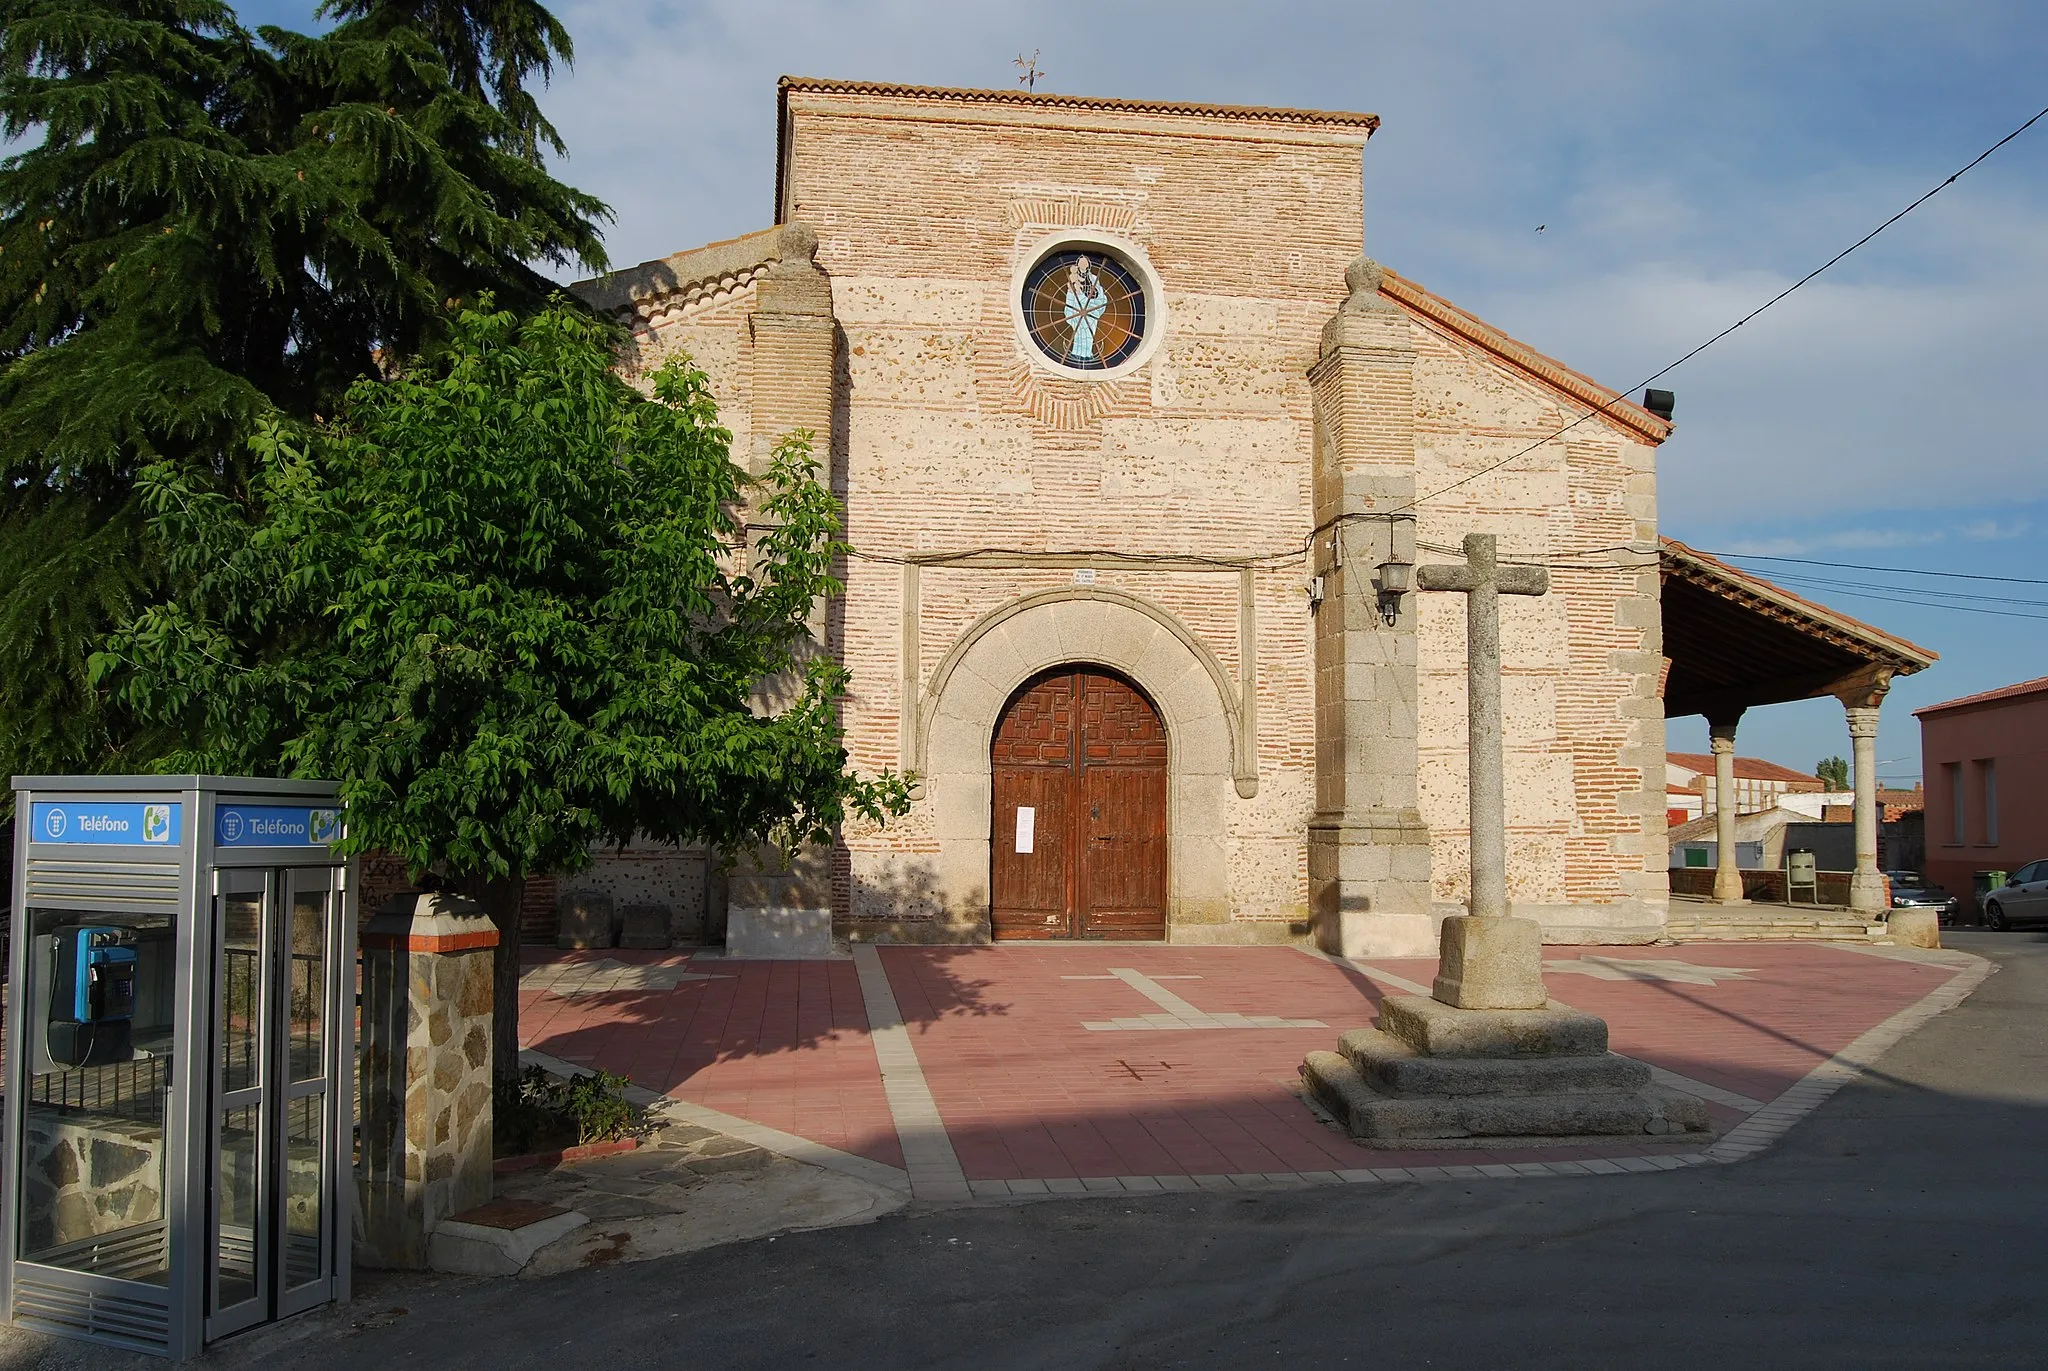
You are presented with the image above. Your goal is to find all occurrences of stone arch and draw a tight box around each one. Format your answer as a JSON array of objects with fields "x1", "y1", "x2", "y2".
[{"x1": 915, "y1": 588, "x2": 1248, "y2": 935}]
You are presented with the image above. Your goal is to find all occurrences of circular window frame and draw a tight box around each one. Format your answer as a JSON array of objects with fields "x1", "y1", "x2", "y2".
[{"x1": 1009, "y1": 230, "x2": 1167, "y2": 382}]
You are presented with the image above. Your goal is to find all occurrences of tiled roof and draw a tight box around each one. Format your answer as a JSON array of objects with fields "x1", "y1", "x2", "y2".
[
  {"x1": 776, "y1": 76, "x2": 1381, "y2": 130},
  {"x1": 1667, "y1": 753, "x2": 1825, "y2": 785},
  {"x1": 1914, "y1": 674, "x2": 2048, "y2": 718},
  {"x1": 1377, "y1": 270, "x2": 1672, "y2": 444},
  {"x1": 1660, "y1": 539, "x2": 1939, "y2": 671}
]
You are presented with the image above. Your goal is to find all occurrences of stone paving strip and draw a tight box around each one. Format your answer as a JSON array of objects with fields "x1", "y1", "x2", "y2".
[{"x1": 849, "y1": 945, "x2": 973, "y2": 1202}]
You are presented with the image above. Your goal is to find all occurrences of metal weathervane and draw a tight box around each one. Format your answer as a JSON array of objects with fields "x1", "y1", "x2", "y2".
[{"x1": 1014, "y1": 49, "x2": 1046, "y2": 91}]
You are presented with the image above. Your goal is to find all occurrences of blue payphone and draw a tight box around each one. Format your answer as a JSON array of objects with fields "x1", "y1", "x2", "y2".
[{"x1": 44, "y1": 926, "x2": 140, "y2": 1068}]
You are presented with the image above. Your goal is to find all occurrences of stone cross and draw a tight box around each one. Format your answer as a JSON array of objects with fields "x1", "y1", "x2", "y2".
[{"x1": 1416, "y1": 533, "x2": 1548, "y2": 922}]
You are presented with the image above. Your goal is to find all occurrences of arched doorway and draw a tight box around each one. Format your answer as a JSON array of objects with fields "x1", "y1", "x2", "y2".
[{"x1": 990, "y1": 666, "x2": 1168, "y2": 940}]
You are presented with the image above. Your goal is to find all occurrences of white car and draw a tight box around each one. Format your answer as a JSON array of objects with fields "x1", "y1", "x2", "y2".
[{"x1": 1982, "y1": 860, "x2": 2048, "y2": 930}]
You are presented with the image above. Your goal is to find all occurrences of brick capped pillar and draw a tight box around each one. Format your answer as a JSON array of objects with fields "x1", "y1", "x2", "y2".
[
  {"x1": 355, "y1": 891, "x2": 499, "y2": 1269},
  {"x1": 1306, "y1": 256, "x2": 1435, "y2": 958}
]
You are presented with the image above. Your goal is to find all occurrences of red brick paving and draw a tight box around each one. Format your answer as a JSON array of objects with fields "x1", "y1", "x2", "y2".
[
  {"x1": 520, "y1": 943, "x2": 1969, "y2": 1182},
  {"x1": 518, "y1": 949, "x2": 902, "y2": 1169}
]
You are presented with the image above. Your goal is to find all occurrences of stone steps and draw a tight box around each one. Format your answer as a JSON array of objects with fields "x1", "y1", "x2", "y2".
[{"x1": 1300, "y1": 994, "x2": 1712, "y2": 1144}]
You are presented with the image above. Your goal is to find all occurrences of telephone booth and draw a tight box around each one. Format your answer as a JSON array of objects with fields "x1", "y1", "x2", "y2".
[{"x1": 3, "y1": 776, "x2": 355, "y2": 1359}]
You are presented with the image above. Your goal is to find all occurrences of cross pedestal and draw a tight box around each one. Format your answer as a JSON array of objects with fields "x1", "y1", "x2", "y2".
[{"x1": 1301, "y1": 534, "x2": 1711, "y2": 1143}]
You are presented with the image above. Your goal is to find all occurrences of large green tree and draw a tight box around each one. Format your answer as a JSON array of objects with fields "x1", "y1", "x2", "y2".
[
  {"x1": 100, "y1": 297, "x2": 912, "y2": 1082},
  {"x1": 0, "y1": 0, "x2": 607, "y2": 795}
]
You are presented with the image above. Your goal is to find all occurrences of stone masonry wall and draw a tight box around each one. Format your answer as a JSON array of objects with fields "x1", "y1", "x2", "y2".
[{"x1": 1405, "y1": 312, "x2": 1666, "y2": 932}]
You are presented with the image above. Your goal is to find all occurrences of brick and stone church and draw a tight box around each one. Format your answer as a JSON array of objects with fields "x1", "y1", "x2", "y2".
[{"x1": 564, "y1": 76, "x2": 1685, "y2": 956}]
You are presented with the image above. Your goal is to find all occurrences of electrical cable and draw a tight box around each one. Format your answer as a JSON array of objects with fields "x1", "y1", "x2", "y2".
[
  {"x1": 1705, "y1": 552, "x2": 2048, "y2": 587},
  {"x1": 1377, "y1": 98, "x2": 2048, "y2": 521},
  {"x1": 774, "y1": 104, "x2": 2048, "y2": 579},
  {"x1": 1748, "y1": 580, "x2": 2048, "y2": 622},
  {"x1": 1748, "y1": 572, "x2": 2048, "y2": 610}
]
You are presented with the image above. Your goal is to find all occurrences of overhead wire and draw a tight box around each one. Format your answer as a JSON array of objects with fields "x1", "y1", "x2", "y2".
[
  {"x1": 1382, "y1": 97, "x2": 2048, "y2": 520},
  {"x1": 807, "y1": 101, "x2": 2048, "y2": 578}
]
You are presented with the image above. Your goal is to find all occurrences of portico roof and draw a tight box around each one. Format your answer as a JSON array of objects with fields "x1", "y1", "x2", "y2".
[{"x1": 1660, "y1": 538, "x2": 1938, "y2": 720}]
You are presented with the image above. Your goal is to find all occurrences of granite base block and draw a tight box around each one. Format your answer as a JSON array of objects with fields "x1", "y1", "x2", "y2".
[{"x1": 1302, "y1": 1051, "x2": 1709, "y2": 1143}]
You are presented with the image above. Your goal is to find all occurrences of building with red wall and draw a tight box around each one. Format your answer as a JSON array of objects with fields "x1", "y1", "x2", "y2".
[{"x1": 1917, "y1": 675, "x2": 2048, "y2": 914}]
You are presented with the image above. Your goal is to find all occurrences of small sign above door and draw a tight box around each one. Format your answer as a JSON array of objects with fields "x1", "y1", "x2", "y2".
[
  {"x1": 30, "y1": 801, "x2": 181, "y2": 846},
  {"x1": 215, "y1": 804, "x2": 344, "y2": 848}
]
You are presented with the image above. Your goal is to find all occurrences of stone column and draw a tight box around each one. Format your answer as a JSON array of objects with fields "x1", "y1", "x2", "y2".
[
  {"x1": 1709, "y1": 713, "x2": 1747, "y2": 904},
  {"x1": 1837, "y1": 675, "x2": 1891, "y2": 914},
  {"x1": 1306, "y1": 257, "x2": 1435, "y2": 959},
  {"x1": 356, "y1": 891, "x2": 499, "y2": 1269}
]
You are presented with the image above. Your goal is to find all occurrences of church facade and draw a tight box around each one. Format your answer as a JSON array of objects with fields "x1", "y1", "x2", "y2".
[{"x1": 574, "y1": 78, "x2": 1675, "y2": 955}]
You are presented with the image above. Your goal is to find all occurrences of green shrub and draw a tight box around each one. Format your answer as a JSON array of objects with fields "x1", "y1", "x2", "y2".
[{"x1": 495, "y1": 1064, "x2": 639, "y2": 1153}]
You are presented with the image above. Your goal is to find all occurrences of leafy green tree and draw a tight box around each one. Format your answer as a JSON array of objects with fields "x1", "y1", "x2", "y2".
[
  {"x1": 99, "y1": 297, "x2": 912, "y2": 1083},
  {"x1": 1816, "y1": 756, "x2": 1850, "y2": 791},
  {"x1": 0, "y1": 0, "x2": 608, "y2": 793}
]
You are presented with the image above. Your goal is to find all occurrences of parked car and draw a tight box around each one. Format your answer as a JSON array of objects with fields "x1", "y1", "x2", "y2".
[
  {"x1": 1886, "y1": 877, "x2": 1958, "y2": 927},
  {"x1": 1981, "y1": 860, "x2": 2048, "y2": 930}
]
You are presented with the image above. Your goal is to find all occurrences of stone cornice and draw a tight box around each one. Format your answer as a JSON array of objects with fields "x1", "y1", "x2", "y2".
[
  {"x1": 778, "y1": 75, "x2": 1380, "y2": 133},
  {"x1": 570, "y1": 222, "x2": 819, "y2": 334}
]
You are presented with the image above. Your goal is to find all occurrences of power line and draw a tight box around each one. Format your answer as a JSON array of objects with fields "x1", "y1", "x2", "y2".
[
  {"x1": 1389, "y1": 98, "x2": 2048, "y2": 517},
  {"x1": 1757, "y1": 572, "x2": 2048, "y2": 610},
  {"x1": 1709, "y1": 551, "x2": 2048, "y2": 587},
  {"x1": 1757, "y1": 580, "x2": 2048, "y2": 622}
]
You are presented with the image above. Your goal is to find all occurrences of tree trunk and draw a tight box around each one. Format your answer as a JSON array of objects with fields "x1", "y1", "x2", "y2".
[{"x1": 460, "y1": 874, "x2": 528, "y2": 1093}]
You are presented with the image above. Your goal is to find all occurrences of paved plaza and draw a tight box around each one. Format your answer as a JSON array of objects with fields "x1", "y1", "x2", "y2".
[{"x1": 517, "y1": 939, "x2": 1986, "y2": 1198}]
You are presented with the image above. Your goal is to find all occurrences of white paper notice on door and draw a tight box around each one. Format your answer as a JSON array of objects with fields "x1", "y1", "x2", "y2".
[{"x1": 1015, "y1": 806, "x2": 1036, "y2": 854}]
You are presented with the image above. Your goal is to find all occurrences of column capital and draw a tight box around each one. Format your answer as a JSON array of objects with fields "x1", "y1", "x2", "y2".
[
  {"x1": 1832, "y1": 665, "x2": 1893, "y2": 712},
  {"x1": 1843, "y1": 704, "x2": 1881, "y2": 740},
  {"x1": 1706, "y1": 710, "x2": 1743, "y2": 746}
]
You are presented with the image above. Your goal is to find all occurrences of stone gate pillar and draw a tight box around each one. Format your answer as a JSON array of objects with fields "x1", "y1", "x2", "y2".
[
  {"x1": 1306, "y1": 257, "x2": 1435, "y2": 958},
  {"x1": 356, "y1": 891, "x2": 499, "y2": 1269}
]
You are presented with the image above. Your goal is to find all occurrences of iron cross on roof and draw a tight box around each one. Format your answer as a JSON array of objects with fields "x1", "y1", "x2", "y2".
[{"x1": 1416, "y1": 534, "x2": 1548, "y2": 921}]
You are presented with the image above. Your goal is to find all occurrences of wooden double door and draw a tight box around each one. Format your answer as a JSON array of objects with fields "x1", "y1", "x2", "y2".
[{"x1": 991, "y1": 667, "x2": 1168, "y2": 940}]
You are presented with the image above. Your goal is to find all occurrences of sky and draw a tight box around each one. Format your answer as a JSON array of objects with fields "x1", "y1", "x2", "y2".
[{"x1": 238, "y1": 0, "x2": 2048, "y2": 783}]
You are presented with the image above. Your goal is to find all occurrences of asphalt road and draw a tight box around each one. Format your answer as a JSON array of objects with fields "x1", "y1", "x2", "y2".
[{"x1": 8, "y1": 932, "x2": 2045, "y2": 1370}]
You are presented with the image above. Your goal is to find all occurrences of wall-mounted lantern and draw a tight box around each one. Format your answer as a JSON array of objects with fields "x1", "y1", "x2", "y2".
[{"x1": 1372, "y1": 556, "x2": 1412, "y2": 626}]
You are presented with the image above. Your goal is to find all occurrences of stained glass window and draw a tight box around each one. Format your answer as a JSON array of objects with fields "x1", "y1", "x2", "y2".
[{"x1": 1021, "y1": 249, "x2": 1147, "y2": 372}]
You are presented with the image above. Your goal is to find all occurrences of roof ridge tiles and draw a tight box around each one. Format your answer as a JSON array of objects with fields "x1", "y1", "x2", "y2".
[{"x1": 777, "y1": 75, "x2": 1381, "y2": 129}]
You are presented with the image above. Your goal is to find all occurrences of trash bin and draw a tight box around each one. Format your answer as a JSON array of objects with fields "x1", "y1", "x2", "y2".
[
  {"x1": 1974, "y1": 870, "x2": 2008, "y2": 900},
  {"x1": 1786, "y1": 849, "x2": 1818, "y2": 904}
]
